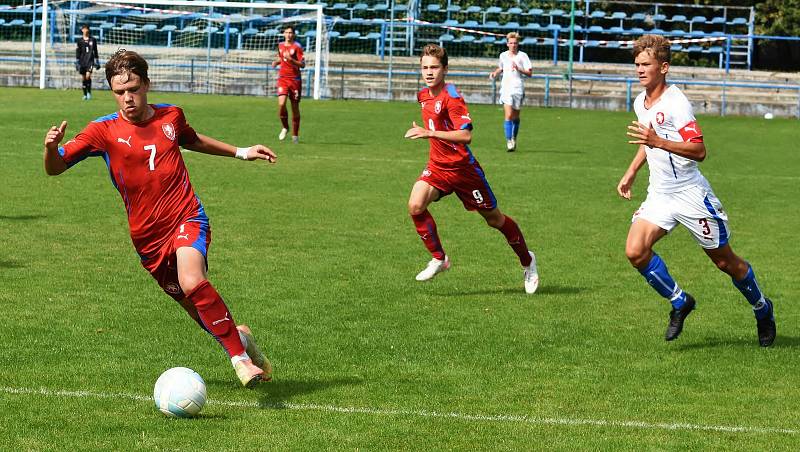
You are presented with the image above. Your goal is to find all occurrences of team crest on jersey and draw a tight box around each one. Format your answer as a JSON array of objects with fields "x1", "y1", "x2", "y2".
[
  {"x1": 165, "y1": 282, "x2": 181, "y2": 295},
  {"x1": 434, "y1": 100, "x2": 442, "y2": 114},
  {"x1": 162, "y1": 122, "x2": 176, "y2": 141},
  {"x1": 655, "y1": 112, "x2": 665, "y2": 125}
]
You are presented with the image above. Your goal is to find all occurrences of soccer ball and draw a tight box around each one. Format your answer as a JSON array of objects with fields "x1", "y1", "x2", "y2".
[{"x1": 153, "y1": 367, "x2": 207, "y2": 418}]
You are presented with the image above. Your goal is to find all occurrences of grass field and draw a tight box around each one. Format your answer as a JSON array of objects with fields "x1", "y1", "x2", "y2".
[{"x1": 1, "y1": 86, "x2": 799, "y2": 450}]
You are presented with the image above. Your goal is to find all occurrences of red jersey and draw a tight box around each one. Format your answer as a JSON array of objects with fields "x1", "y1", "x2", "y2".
[
  {"x1": 416, "y1": 83, "x2": 475, "y2": 170},
  {"x1": 58, "y1": 104, "x2": 204, "y2": 261},
  {"x1": 277, "y1": 41, "x2": 304, "y2": 80}
]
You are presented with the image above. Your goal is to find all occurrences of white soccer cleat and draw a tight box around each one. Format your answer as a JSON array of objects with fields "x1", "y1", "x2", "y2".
[
  {"x1": 278, "y1": 128, "x2": 288, "y2": 141},
  {"x1": 237, "y1": 324, "x2": 272, "y2": 381},
  {"x1": 523, "y1": 251, "x2": 539, "y2": 294},
  {"x1": 232, "y1": 356, "x2": 265, "y2": 389},
  {"x1": 506, "y1": 138, "x2": 516, "y2": 152},
  {"x1": 415, "y1": 256, "x2": 450, "y2": 281}
]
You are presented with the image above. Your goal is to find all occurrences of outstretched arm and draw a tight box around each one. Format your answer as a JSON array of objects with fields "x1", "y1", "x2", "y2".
[
  {"x1": 617, "y1": 145, "x2": 646, "y2": 200},
  {"x1": 44, "y1": 121, "x2": 68, "y2": 175},
  {"x1": 404, "y1": 121, "x2": 472, "y2": 144},
  {"x1": 183, "y1": 133, "x2": 276, "y2": 162},
  {"x1": 627, "y1": 121, "x2": 706, "y2": 161}
]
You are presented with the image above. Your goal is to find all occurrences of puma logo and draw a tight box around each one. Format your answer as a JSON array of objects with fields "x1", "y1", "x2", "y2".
[
  {"x1": 117, "y1": 136, "x2": 132, "y2": 147},
  {"x1": 212, "y1": 313, "x2": 230, "y2": 326},
  {"x1": 177, "y1": 234, "x2": 189, "y2": 240},
  {"x1": 684, "y1": 125, "x2": 697, "y2": 133}
]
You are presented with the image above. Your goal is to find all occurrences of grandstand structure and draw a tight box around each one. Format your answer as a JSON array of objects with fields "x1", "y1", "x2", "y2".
[{"x1": 1, "y1": 0, "x2": 798, "y2": 117}]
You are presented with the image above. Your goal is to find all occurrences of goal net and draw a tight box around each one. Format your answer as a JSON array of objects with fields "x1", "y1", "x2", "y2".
[{"x1": 40, "y1": 0, "x2": 329, "y2": 99}]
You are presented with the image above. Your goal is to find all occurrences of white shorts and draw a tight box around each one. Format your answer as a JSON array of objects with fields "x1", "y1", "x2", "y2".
[
  {"x1": 499, "y1": 91, "x2": 524, "y2": 110},
  {"x1": 631, "y1": 182, "x2": 730, "y2": 249}
]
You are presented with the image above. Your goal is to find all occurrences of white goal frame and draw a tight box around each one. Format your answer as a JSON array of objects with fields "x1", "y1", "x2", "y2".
[{"x1": 38, "y1": 0, "x2": 325, "y2": 99}]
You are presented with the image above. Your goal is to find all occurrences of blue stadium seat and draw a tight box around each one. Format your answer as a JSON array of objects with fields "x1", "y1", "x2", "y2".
[
  {"x1": 456, "y1": 35, "x2": 476, "y2": 43},
  {"x1": 523, "y1": 22, "x2": 541, "y2": 31},
  {"x1": 670, "y1": 44, "x2": 683, "y2": 51},
  {"x1": 610, "y1": 12, "x2": 626, "y2": 20},
  {"x1": 484, "y1": 20, "x2": 500, "y2": 28},
  {"x1": 342, "y1": 31, "x2": 360, "y2": 39},
  {"x1": 203, "y1": 26, "x2": 219, "y2": 34},
  {"x1": 691, "y1": 16, "x2": 707, "y2": 24},
  {"x1": 507, "y1": 7, "x2": 522, "y2": 15},
  {"x1": 590, "y1": 10, "x2": 606, "y2": 19},
  {"x1": 710, "y1": 16, "x2": 726, "y2": 25},
  {"x1": 426, "y1": 4, "x2": 440, "y2": 12},
  {"x1": 584, "y1": 40, "x2": 599, "y2": 48},
  {"x1": 687, "y1": 45, "x2": 703, "y2": 52},
  {"x1": 141, "y1": 24, "x2": 157, "y2": 32},
  {"x1": 241, "y1": 27, "x2": 258, "y2": 36},
  {"x1": 392, "y1": 4, "x2": 406, "y2": 12},
  {"x1": 477, "y1": 36, "x2": 496, "y2": 44},
  {"x1": 463, "y1": 20, "x2": 479, "y2": 27},
  {"x1": 330, "y1": 3, "x2": 347, "y2": 12},
  {"x1": 373, "y1": 3, "x2": 388, "y2": 12},
  {"x1": 671, "y1": 15, "x2": 687, "y2": 23},
  {"x1": 707, "y1": 46, "x2": 723, "y2": 53},
  {"x1": 650, "y1": 28, "x2": 665, "y2": 34},
  {"x1": 630, "y1": 27, "x2": 644, "y2": 34},
  {"x1": 465, "y1": 6, "x2": 481, "y2": 14},
  {"x1": 652, "y1": 14, "x2": 666, "y2": 21},
  {"x1": 608, "y1": 26, "x2": 624, "y2": 34},
  {"x1": 549, "y1": 9, "x2": 565, "y2": 18},
  {"x1": 438, "y1": 33, "x2": 454, "y2": 42},
  {"x1": 485, "y1": 6, "x2": 502, "y2": 15},
  {"x1": 729, "y1": 17, "x2": 747, "y2": 26},
  {"x1": 588, "y1": 25, "x2": 604, "y2": 33},
  {"x1": 505, "y1": 21, "x2": 520, "y2": 29},
  {"x1": 709, "y1": 31, "x2": 726, "y2": 37},
  {"x1": 327, "y1": 30, "x2": 340, "y2": 38},
  {"x1": 446, "y1": 5, "x2": 460, "y2": 13},
  {"x1": 546, "y1": 23, "x2": 562, "y2": 31},
  {"x1": 690, "y1": 30, "x2": 706, "y2": 37},
  {"x1": 263, "y1": 28, "x2": 279, "y2": 37},
  {"x1": 352, "y1": 3, "x2": 368, "y2": 15},
  {"x1": 572, "y1": 25, "x2": 584, "y2": 32},
  {"x1": 607, "y1": 41, "x2": 621, "y2": 48},
  {"x1": 121, "y1": 23, "x2": 137, "y2": 31},
  {"x1": 527, "y1": 8, "x2": 544, "y2": 17},
  {"x1": 630, "y1": 12, "x2": 646, "y2": 21},
  {"x1": 520, "y1": 37, "x2": 539, "y2": 46},
  {"x1": 442, "y1": 19, "x2": 458, "y2": 26}
]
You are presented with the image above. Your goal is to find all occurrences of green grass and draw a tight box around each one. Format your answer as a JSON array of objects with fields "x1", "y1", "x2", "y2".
[{"x1": 1, "y1": 86, "x2": 799, "y2": 450}]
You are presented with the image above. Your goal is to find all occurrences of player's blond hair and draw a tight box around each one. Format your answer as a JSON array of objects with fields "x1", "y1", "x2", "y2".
[
  {"x1": 633, "y1": 34, "x2": 671, "y2": 63},
  {"x1": 421, "y1": 43, "x2": 448, "y2": 67},
  {"x1": 105, "y1": 49, "x2": 150, "y2": 86},
  {"x1": 507, "y1": 32, "x2": 521, "y2": 41}
]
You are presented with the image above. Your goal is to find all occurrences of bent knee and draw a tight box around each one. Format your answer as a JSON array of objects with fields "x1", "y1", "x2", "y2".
[
  {"x1": 625, "y1": 245, "x2": 651, "y2": 268},
  {"x1": 179, "y1": 274, "x2": 206, "y2": 294},
  {"x1": 408, "y1": 203, "x2": 427, "y2": 217}
]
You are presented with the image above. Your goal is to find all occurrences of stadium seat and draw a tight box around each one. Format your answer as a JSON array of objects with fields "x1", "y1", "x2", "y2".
[
  {"x1": 477, "y1": 36, "x2": 496, "y2": 44},
  {"x1": 327, "y1": 30, "x2": 340, "y2": 38},
  {"x1": 484, "y1": 20, "x2": 500, "y2": 28},
  {"x1": 202, "y1": 26, "x2": 219, "y2": 34},
  {"x1": 455, "y1": 35, "x2": 476, "y2": 43},
  {"x1": 364, "y1": 31, "x2": 381, "y2": 40},
  {"x1": 485, "y1": 6, "x2": 502, "y2": 15},
  {"x1": 0, "y1": 19, "x2": 5, "y2": 26},
  {"x1": 630, "y1": 27, "x2": 644, "y2": 34},
  {"x1": 690, "y1": 30, "x2": 706, "y2": 37},
  {"x1": 463, "y1": 20, "x2": 479, "y2": 27},
  {"x1": 507, "y1": 7, "x2": 522, "y2": 15},
  {"x1": 670, "y1": 44, "x2": 683, "y2": 51},
  {"x1": 523, "y1": 23, "x2": 541, "y2": 31},
  {"x1": 465, "y1": 6, "x2": 481, "y2": 14},
  {"x1": 671, "y1": 15, "x2": 687, "y2": 23},
  {"x1": 584, "y1": 40, "x2": 599, "y2": 48},
  {"x1": 546, "y1": 23, "x2": 562, "y2": 31},
  {"x1": 520, "y1": 37, "x2": 539, "y2": 46},
  {"x1": 438, "y1": 33, "x2": 454, "y2": 43},
  {"x1": 392, "y1": 4, "x2": 406, "y2": 12},
  {"x1": 181, "y1": 25, "x2": 199, "y2": 33},
  {"x1": 373, "y1": 3, "x2": 388, "y2": 12},
  {"x1": 691, "y1": 16, "x2": 707, "y2": 24},
  {"x1": 426, "y1": 4, "x2": 440, "y2": 12},
  {"x1": 590, "y1": 10, "x2": 606, "y2": 19},
  {"x1": 121, "y1": 23, "x2": 137, "y2": 31},
  {"x1": 549, "y1": 9, "x2": 565, "y2": 18},
  {"x1": 588, "y1": 25, "x2": 603, "y2": 33},
  {"x1": 611, "y1": 11, "x2": 626, "y2": 21},
  {"x1": 141, "y1": 24, "x2": 157, "y2": 32},
  {"x1": 446, "y1": 5, "x2": 460, "y2": 13},
  {"x1": 687, "y1": 45, "x2": 703, "y2": 52},
  {"x1": 443, "y1": 19, "x2": 458, "y2": 26},
  {"x1": 330, "y1": 3, "x2": 347, "y2": 12},
  {"x1": 527, "y1": 8, "x2": 544, "y2": 17},
  {"x1": 707, "y1": 45, "x2": 723, "y2": 54},
  {"x1": 241, "y1": 27, "x2": 258, "y2": 36},
  {"x1": 342, "y1": 31, "x2": 360, "y2": 39},
  {"x1": 729, "y1": 17, "x2": 748, "y2": 26},
  {"x1": 710, "y1": 16, "x2": 726, "y2": 25},
  {"x1": 607, "y1": 41, "x2": 621, "y2": 48},
  {"x1": 263, "y1": 28, "x2": 278, "y2": 36},
  {"x1": 652, "y1": 14, "x2": 666, "y2": 21},
  {"x1": 630, "y1": 12, "x2": 646, "y2": 21},
  {"x1": 608, "y1": 26, "x2": 624, "y2": 34},
  {"x1": 505, "y1": 21, "x2": 520, "y2": 29},
  {"x1": 351, "y1": 3, "x2": 368, "y2": 16}
]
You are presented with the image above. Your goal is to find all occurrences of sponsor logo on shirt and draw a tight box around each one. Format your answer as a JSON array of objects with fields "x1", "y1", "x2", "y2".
[
  {"x1": 655, "y1": 112, "x2": 665, "y2": 125},
  {"x1": 117, "y1": 135, "x2": 132, "y2": 147}
]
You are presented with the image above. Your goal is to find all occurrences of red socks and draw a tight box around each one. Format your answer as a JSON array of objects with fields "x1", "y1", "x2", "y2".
[
  {"x1": 292, "y1": 114, "x2": 300, "y2": 137},
  {"x1": 497, "y1": 215, "x2": 532, "y2": 266},
  {"x1": 185, "y1": 280, "x2": 245, "y2": 357},
  {"x1": 411, "y1": 210, "x2": 445, "y2": 260},
  {"x1": 279, "y1": 106, "x2": 289, "y2": 129}
]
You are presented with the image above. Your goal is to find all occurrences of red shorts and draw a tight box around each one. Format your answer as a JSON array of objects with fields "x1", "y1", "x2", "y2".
[
  {"x1": 140, "y1": 220, "x2": 212, "y2": 301},
  {"x1": 418, "y1": 162, "x2": 497, "y2": 211},
  {"x1": 276, "y1": 78, "x2": 301, "y2": 101}
]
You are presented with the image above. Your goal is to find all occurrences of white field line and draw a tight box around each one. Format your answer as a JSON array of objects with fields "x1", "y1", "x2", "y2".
[{"x1": 0, "y1": 386, "x2": 796, "y2": 435}]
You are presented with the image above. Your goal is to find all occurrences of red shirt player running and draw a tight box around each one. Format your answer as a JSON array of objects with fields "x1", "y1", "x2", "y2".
[
  {"x1": 404, "y1": 44, "x2": 539, "y2": 294},
  {"x1": 43, "y1": 50, "x2": 277, "y2": 387},
  {"x1": 272, "y1": 26, "x2": 305, "y2": 143}
]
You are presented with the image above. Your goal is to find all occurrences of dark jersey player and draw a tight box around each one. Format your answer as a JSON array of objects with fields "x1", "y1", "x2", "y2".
[
  {"x1": 75, "y1": 24, "x2": 100, "y2": 100},
  {"x1": 43, "y1": 50, "x2": 277, "y2": 388},
  {"x1": 404, "y1": 44, "x2": 539, "y2": 294}
]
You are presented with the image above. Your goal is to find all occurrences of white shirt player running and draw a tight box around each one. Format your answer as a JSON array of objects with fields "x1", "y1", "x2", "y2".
[
  {"x1": 498, "y1": 50, "x2": 532, "y2": 96},
  {"x1": 633, "y1": 84, "x2": 706, "y2": 194}
]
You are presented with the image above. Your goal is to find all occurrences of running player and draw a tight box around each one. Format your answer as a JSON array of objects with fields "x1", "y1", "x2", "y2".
[
  {"x1": 272, "y1": 26, "x2": 305, "y2": 143},
  {"x1": 405, "y1": 44, "x2": 539, "y2": 294},
  {"x1": 75, "y1": 24, "x2": 100, "y2": 100},
  {"x1": 618, "y1": 35, "x2": 776, "y2": 346},
  {"x1": 489, "y1": 32, "x2": 532, "y2": 152},
  {"x1": 43, "y1": 50, "x2": 277, "y2": 386}
]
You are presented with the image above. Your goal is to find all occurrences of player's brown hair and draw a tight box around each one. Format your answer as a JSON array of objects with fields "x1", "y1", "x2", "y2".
[
  {"x1": 421, "y1": 43, "x2": 448, "y2": 67},
  {"x1": 633, "y1": 34, "x2": 671, "y2": 63},
  {"x1": 105, "y1": 49, "x2": 150, "y2": 86}
]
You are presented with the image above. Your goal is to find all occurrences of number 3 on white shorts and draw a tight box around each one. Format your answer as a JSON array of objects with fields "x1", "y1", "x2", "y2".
[{"x1": 472, "y1": 189, "x2": 484, "y2": 204}]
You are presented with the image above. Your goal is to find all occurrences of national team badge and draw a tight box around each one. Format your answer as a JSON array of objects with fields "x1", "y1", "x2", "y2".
[
  {"x1": 165, "y1": 282, "x2": 181, "y2": 295},
  {"x1": 434, "y1": 100, "x2": 442, "y2": 114},
  {"x1": 655, "y1": 112, "x2": 665, "y2": 125},
  {"x1": 162, "y1": 122, "x2": 176, "y2": 141}
]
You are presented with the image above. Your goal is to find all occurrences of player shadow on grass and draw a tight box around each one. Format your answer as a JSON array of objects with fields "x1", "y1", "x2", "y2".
[
  {"x1": 255, "y1": 377, "x2": 363, "y2": 409},
  {"x1": 0, "y1": 260, "x2": 25, "y2": 269},
  {"x1": 434, "y1": 284, "x2": 583, "y2": 297},
  {"x1": 0, "y1": 214, "x2": 48, "y2": 221},
  {"x1": 674, "y1": 335, "x2": 800, "y2": 350}
]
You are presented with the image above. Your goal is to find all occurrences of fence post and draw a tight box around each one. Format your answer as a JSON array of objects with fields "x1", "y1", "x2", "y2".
[
  {"x1": 725, "y1": 36, "x2": 731, "y2": 74},
  {"x1": 552, "y1": 29, "x2": 559, "y2": 65},
  {"x1": 190, "y1": 59, "x2": 194, "y2": 93},
  {"x1": 544, "y1": 77, "x2": 550, "y2": 107},
  {"x1": 626, "y1": 80, "x2": 632, "y2": 112},
  {"x1": 491, "y1": 77, "x2": 496, "y2": 104}
]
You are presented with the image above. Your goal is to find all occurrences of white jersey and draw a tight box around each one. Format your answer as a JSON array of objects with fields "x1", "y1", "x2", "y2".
[
  {"x1": 498, "y1": 50, "x2": 532, "y2": 95},
  {"x1": 633, "y1": 85, "x2": 706, "y2": 193}
]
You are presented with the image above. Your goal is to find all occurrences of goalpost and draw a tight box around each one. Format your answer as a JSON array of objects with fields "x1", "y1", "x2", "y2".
[{"x1": 39, "y1": 0, "x2": 328, "y2": 99}]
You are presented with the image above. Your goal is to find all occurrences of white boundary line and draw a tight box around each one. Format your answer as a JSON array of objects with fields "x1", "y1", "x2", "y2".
[{"x1": 0, "y1": 386, "x2": 796, "y2": 435}]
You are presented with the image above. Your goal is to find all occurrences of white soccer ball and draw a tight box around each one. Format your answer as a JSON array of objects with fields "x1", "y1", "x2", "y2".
[
  {"x1": 153, "y1": 367, "x2": 207, "y2": 418},
  {"x1": 764, "y1": 112, "x2": 774, "y2": 119}
]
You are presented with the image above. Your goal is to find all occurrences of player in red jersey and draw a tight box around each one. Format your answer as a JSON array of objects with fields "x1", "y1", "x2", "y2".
[
  {"x1": 43, "y1": 50, "x2": 277, "y2": 388},
  {"x1": 404, "y1": 44, "x2": 539, "y2": 294},
  {"x1": 272, "y1": 26, "x2": 305, "y2": 143}
]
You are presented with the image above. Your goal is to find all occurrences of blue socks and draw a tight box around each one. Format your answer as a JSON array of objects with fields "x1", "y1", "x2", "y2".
[
  {"x1": 512, "y1": 119, "x2": 520, "y2": 138},
  {"x1": 503, "y1": 120, "x2": 513, "y2": 140},
  {"x1": 732, "y1": 264, "x2": 771, "y2": 319},
  {"x1": 639, "y1": 254, "x2": 686, "y2": 309}
]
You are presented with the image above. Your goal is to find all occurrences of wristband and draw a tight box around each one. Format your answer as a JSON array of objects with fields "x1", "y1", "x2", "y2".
[{"x1": 235, "y1": 147, "x2": 249, "y2": 160}]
